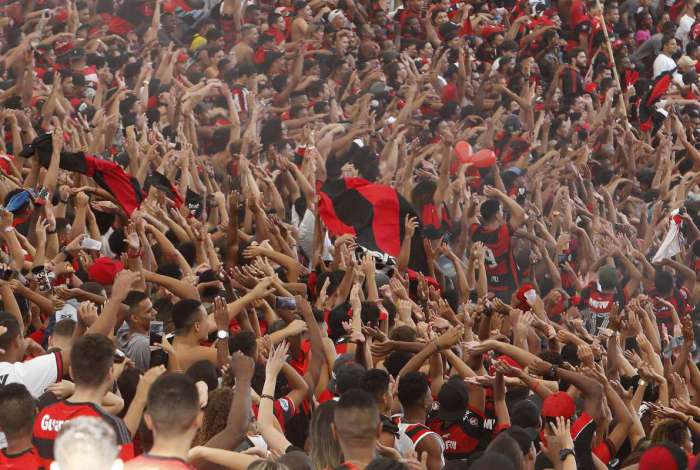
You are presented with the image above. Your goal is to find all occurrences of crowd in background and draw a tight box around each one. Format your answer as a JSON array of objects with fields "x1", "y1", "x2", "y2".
[{"x1": 3, "y1": 0, "x2": 700, "y2": 468}]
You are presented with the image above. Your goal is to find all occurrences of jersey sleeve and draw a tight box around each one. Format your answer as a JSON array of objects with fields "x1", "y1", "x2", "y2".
[
  {"x1": 13, "y1": 352, "x2": 62, "y2": 397},
  {"x1": 274, "y1": 396, "x2": 297, "y2": 429}
]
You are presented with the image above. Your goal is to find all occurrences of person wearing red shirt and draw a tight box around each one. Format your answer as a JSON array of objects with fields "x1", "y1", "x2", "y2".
[
  {"x1": 124, "y1": 373, "x2": 202, "y2": 469},
  {"x1": 0, "y1": 384, "x2": 40, "y2": 470},
  {"x1": 32, "y1": 334, "x2": 135, "y2": 468}
]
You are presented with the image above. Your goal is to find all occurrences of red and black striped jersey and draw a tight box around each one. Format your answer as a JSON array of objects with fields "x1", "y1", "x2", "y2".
[
  {"x1": 0, "y1": 447, "x2": 40, "y2": 470},
  {"x1": 470, "y1": 223, "x2": 518, "y2": 291},
  {"x1": 32, "y1": 401, "x2": 134, "y2": 468},
  {"x1": 427, "y1": 405, "x2": 486, "y2": 459},
  {"x1": 651, "y1": 288, "x2": 691, "y2": 326}
]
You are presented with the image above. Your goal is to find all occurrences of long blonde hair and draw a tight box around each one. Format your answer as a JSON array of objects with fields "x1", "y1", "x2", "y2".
[{"x1": 309, "y1": 401, "x2": 343, "y2": 470}]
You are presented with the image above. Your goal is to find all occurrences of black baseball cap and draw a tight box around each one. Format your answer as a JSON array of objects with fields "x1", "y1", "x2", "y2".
[{"x1": 437, "y1": 376, "x2": 469, "y2": 422}]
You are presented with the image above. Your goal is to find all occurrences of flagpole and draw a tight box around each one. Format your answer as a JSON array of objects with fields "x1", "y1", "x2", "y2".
[{"x1": 594, "y1": 0, "x2": 630, "y2": 128}]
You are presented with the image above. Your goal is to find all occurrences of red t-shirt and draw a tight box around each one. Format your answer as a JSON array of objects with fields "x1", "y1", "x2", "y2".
[
  {"x1": 441, "y1": 83, "x2": 458, "y2": 103},
  {"x1": 33, "y1": 401, "x2": 135, "y2": 468},
  {"x1": 0, "y1": 447, "x2": 40, "y2": 470},
  {"x1": 251, "y1": 396, "x2": 297, "y2": 432}
]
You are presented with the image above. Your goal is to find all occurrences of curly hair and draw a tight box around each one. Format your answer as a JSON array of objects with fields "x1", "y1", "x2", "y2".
[{"x1": 192, "y1": 387, "x2": 233, "y2": 446}]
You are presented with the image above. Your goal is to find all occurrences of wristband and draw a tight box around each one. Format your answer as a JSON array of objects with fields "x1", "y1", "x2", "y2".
[
  {"x1": 46, "y1": 229, "x2": 57, "y2": 235},
  {"x1": 261, "y1": 394, "x2": 274, "y2": 401},
  {"x1": 128, "y1": 249, "x2": 143, "y2": 259}
]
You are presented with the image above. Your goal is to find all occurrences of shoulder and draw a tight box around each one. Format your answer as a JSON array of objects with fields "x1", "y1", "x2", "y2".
[{"x1": 89, "y1": 404, "x2": 132, "y2": 445}]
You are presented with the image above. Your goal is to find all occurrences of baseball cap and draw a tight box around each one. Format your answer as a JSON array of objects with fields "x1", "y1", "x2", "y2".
[
  {"x1": 515, "y1": 283, "x2": 537, "y2": 310},
  {"x1": 505, "y1": 426, "x2": 539, "y2": 454},
  {"x1": 541, "y1": 391, "x2": 576, "y2": 419},
  {"x1": 677, "y1": 55, "x2": 698, "y2": 69},
  {"x1": 639, "y1": 443, "x2": 688, "y2": 470},
  {"x1": 503, "y1": 114, "x2": 523, "y2": 133},
  {"x1": 87, "y1": 258, "x2": 124, "y2": 286},
  {"x1": 437, "y1": 376, "x2": 469, "y2": 422}
]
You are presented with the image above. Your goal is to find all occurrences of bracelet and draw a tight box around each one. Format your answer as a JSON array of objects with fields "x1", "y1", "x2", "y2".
[
  {"x1": 260, "y1": 394, "x2": 274, "y2": 401},
  {"x1": 46, "y1": 229, "x2": 57, "y2": 235},
  {"x1": 638, "y1": 379, "x2": 647, "y2": 387},
  {"x1": 531, "y1": 381, "x2": 540, "y2": 392},
  {"x1": 128, "y1": 249, "x2": 143, "y2": 259}
]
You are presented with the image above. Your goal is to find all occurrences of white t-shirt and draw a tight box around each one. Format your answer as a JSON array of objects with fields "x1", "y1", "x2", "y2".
[
  {"x1": 0, "y1": 352, "x2": 62, "y2": 448},
  {"x1": 653, "y1": 53, "x2": 677, "y2": 78},
  {"x1": 677, "y1": 14, "x2": 695, "y2": 48}
]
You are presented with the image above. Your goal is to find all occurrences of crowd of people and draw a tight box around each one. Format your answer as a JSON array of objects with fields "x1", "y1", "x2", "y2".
[{"x1": 2, "y1": 0, "x2": 700, "y2": 468}]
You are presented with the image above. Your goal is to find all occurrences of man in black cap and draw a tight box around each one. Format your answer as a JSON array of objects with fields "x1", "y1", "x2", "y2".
[{"x1": 426, "y1": 375, "x2": 487, "y2": 460}]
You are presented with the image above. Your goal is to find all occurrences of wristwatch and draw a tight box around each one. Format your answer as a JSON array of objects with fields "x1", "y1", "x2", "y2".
[
  {"x1": 217, "y1": 329, "x2": 229, "y2": 340},
  {"x1": 559, "y1": 448, "x2": 575, "y2": 462},
  {"x1": 549, "y1": 364, "x2": 559, "y2": 377}
]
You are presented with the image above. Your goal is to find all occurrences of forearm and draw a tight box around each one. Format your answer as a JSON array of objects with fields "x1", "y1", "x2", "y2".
[
  {"x1": 398, "y1": 342, "x2": 439, "y2": 378},
  {"x1": 489, "y1": 340, "x2": 539, "y2": 367},
  {"x1": 2, "y1": 231, "x2": 26, "y2": 269},
  {"x1": 206, "y1": 376, "x2": 251, "y2": 449},
  {"x1": 555, "y1": 367, "x2": 603, "y2": 402},
  {"x1": 257, "y1": 248, "x2": 301, "y2": 282},
  {"x1": 124, "y1": 389, "x2": 147, "y2": 437},
  {"x1": 143, "y1": 270, "x2": 199, "y2": 300},
  {"x1": 0, "y1": 285, "x2": 23, "y2": 331},
  {"x1": 87, "y1": 292, "x2": 125, "y2": 336},
  {"x1": 193, "y1": 449, "x2": 260, "y2": 470},
  {"x1": 43, "y1": 149, "x2": 61, "y2": 192},
  {"x1": 397, "y1": 234, "x2": 413, "y2": 274}
]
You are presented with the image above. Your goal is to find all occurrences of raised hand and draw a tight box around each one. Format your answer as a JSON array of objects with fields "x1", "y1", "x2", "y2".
[{"x1": 266, "y1": 341, "x2": 289, "y2": 378}]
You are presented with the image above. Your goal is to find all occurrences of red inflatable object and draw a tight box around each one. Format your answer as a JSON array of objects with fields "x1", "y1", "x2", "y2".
[{"x1": 454, "y1": 141, "x2": 472, "y2": 164}]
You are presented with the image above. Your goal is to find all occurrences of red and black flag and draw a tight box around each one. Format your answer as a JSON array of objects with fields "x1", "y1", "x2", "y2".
[
  {"x1": 145, "y1": 170, "x2": 184, "y2": 208},
  {"x1": 638, "y1": 71, "x2": 674, "y2": 133},
  {"x1": 20, "y1": 133, "x2": 143, "y2": 215},
  {"x1": 318, "y1": 177, "x2": 429, "y2": 273}
]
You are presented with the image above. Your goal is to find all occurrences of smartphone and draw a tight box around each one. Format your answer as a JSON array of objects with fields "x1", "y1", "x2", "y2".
[
  {"x1": 114, "y1": 349, "x2": 126, "y2": 364},
  {"x1": 275, "y1": 297, "x2": 297, "y2": 310},
  {"x1": 149, "y1": 321, "x2": 164, "y2": 345},
  {"x1": 80, "y1": 237, "x2": 102, "y2": 251},
  {"x1": 32, "y1": 266, "x2": 52, "y2": 293}
]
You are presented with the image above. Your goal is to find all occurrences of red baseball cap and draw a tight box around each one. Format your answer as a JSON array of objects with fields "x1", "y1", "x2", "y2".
[
  {"x1": 541, "y1": 391, "x2": 576, "y2": 419},
  {"x1": 515, "y1": 283, "x2": 537, "y2": 311},
  {"x1": 639, "y1": 444, "x2": 687, "y2": 470},
  {"x1": 88, "y1": 257, "x2": 124, "y2": 286}
]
